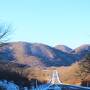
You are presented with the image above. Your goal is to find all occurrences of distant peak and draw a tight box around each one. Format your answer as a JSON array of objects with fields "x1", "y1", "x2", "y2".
[
  {"x1": 54, "y1": 45, "x2": 72, "y2": 53},
  {"x1": 73, "y1": 44, "x2": 90, "y2": 53}
]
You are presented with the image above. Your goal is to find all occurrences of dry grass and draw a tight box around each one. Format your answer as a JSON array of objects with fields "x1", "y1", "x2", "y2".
[{"x1": 24, "y1": 63, "x2": 90, "y2": 85}]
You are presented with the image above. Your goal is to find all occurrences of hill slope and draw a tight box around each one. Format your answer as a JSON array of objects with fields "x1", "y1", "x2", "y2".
[{"x1": 0, "y1": 42, "x2": 90, "y2": 67}]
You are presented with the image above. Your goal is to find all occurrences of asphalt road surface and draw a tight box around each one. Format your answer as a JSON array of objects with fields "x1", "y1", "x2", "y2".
[{"x1": 61, "y1": 84, "x2": 90, "y2": 90}]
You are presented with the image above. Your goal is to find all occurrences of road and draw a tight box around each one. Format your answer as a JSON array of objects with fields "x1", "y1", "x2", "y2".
[
  {"x1": 61, "y1": 84, "x2": 90, "y2": 90},
  {"x1": 33, "y1": 84, "x2": 90, "y2": 90},
  {"x1": 33, "y1": 70, "x2": 90, "y2": 90}
]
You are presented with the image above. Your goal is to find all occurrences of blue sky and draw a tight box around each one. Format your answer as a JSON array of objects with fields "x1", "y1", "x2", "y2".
[{"x1": 0, "y1": 0, "x2": 90, "y2": 48}]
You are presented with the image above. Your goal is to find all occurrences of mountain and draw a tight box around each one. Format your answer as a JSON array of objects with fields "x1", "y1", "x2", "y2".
[
  {"x1": 71, "y1": 44, "x2": 90, "y2": 61},
  {"x1": 0, "y1": 42, "x2": 90, "y2": 67},
  {"x1": 0, "y1": 42, "x2": 90, "y2": 86},
  {"x1": 72, "y1": 44, "x2": 90, "y2": 53},
  {"x1": 55, "y1": 45, "x2": 72, "y2": 53}
]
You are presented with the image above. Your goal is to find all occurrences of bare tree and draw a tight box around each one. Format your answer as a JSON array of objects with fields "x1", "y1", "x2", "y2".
[
  {"x1": 0, "y1": 24, "x2": 11, "y2": 46},
  {"x1": 76, "y1": 53, "x2": 90, "y2": 86},
  {"x1": 75, "y1": 65, "x2": 88, "y2": 81}
]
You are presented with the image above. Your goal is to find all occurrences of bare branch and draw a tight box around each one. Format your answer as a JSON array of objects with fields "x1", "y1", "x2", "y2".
[{"x1": 0, "y1": 24, "x2": 11, "y2": 45}]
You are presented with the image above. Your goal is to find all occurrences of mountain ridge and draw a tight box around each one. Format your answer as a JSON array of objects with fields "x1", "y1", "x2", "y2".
[{"x1": 0, "y1": 42, "x2": 90, "y2": 67}]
